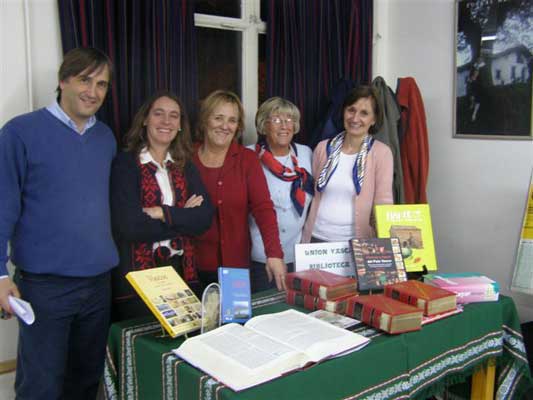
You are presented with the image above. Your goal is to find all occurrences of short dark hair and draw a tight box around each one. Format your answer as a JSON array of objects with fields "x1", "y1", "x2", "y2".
[
  {"x1": 124, "y1": 91, "x2": 193, "y2": 171},
  {"x1": 56, "y1": 47, "x2": 113, "y2": 101},
  {"x1": 342, "y1": 85, "x2": 383, "y2": 135}
]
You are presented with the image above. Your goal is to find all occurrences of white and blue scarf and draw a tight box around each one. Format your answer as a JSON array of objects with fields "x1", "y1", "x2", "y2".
[{"x1": 316, "y1": 132, "x2": 374, "y2": 195}]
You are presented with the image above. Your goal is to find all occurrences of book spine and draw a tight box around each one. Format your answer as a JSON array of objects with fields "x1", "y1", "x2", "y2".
[
  {"x1": 364, "y1": 304, "x2": 386, "y2": 331},
  {"x1": 285, "y1": 290, "x2": 321, "y2": 311},
  {"x1": 427, "y1": 282, "x2": 499, "y2": 303},
  {"x1": 346, "y1": 300, "x2": 385, "y2": 331},
  {"x1": 454, "y1": 290, "x2": 499, "y2": 303},
  {"x1": 384, "y1": 287, "x2": 428, "y2": 314},
  {"x1": 286, "y1": 276, "x2": 321, "y2": 297}
]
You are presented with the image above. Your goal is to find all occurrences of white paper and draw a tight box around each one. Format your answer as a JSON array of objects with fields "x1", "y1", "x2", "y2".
[
  {"x1": 245, "y1": 310, "x2": 369, "y2": 361},
  {"x1": 294, "y1": 242, "x2": 355, "y2": 277},
  {"x1": 8, "y1": 296, "x2": 35, "y2": 325},
  {"x1": 197, "y1": 324, "x2": 295, "y2": 369}
]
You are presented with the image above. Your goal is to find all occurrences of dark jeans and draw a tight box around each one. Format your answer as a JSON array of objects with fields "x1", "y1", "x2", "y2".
[{"x1": 14, "y1": 270, "x2": 111, "y2": 400}]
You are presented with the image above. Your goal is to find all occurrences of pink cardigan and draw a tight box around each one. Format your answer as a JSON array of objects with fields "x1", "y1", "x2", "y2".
[{"x1": 301, "y1": 138, "x2": 394, "y2": 242}]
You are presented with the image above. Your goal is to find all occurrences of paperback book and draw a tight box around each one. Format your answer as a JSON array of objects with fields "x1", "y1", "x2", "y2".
[
  {"x1": 126, "y1": 266, "x2": 202, "y2": 338},
  {"x1": 421, "y1": 306, "x2": 463, "y2": 325},
  {"x1": 374, "y1": 204, "x2": 438, "y2": 272},
  {"x1": 285, "y1": 289, "x2": 357, "y2": 314},
  {"x1": 285, "y1": 269, "x2": 358, "y2": 300},
  {"x1": 173, "y1": 309, "x2": 370, "y2": 391},
  {"x1": 346, "y1": 294, "x2": 423, "y2": 334},
  {"x1": 384, "y1": 280, "x2": 457, "y2": 316},
  {"x1": 423, "y1": 273, "x2": 499, "y2": 303},
  {"x1": 218, "y1": 267, "x2": 252, "y2": 324},
  {"x1": 351, "y1": 237, "x2": 407, "y2": 291}
]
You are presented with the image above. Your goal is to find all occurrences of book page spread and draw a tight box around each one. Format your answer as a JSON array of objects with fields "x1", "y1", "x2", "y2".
[
  {"x1": 174, "y1": 323, "x2": 305, "y2": 391},
  {"x1": 174, "y1": 309, "x2": 370, "y2": 391},
  {"x1": 245, "y1": 310, "x2": 369, "y2": 361}
]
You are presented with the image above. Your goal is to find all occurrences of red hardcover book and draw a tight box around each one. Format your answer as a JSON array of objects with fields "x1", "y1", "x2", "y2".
[
  {"x1": 345, "y1": 294, "x2": 423, "y2": 334},
  {"x1": 285, "y1": 270, "x2": 357, "y2": 300},
  {"x1": 384, "y1": 280, "x2": 457, "y2": 316},
  {"x1": 285, "y1": 289, "x2": 357, "y2": 314}
]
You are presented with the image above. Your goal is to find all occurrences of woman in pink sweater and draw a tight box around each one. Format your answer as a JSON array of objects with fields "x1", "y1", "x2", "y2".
[{"x1": 302, "y1": 86, "x2": 393, "y2": 242}]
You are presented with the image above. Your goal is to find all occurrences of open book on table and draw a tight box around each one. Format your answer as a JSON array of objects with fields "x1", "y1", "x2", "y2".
[{"x1": 173, "y1": 309, "x2": 370, "y2": 391}]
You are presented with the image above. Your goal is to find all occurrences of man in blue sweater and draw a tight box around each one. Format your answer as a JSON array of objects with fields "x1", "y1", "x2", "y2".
[{"x1": 0, "y1": 47, "x2": 119, "y2": 399}]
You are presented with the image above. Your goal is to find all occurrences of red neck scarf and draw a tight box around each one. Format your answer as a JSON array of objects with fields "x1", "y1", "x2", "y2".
[{"x1": 255, "y1": 142, "x2": 314, "y2": 216}]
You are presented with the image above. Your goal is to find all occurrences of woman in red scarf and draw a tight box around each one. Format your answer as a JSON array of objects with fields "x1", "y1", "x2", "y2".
[{"x1": 248, "y1": 97, "x2": 313, "y2": 290}]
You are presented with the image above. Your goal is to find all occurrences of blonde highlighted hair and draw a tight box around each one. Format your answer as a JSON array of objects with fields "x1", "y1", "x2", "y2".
[{"x1": 195, "y1": 90, "x2": 245, "y2": 141}]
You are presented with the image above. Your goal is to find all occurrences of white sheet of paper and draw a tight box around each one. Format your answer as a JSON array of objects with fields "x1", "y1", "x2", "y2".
[{"x1": 9, "y1": 296, "x2": 35, "y2": 325}]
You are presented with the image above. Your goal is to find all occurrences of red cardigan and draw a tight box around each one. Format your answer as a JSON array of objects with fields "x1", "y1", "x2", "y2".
[
  {"x1": 193, "y1": 142, "x2": 283, "y2": 272},
  {"x1": 397, "y1": 77, "x2": 429, "y2": 204}
]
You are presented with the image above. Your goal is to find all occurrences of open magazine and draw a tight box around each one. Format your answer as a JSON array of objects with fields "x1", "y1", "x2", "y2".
[{"x1": 173, "y1": 309, "x2": 370, "y2": 391}]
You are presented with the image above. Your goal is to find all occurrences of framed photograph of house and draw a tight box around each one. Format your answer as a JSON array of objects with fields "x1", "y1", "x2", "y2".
[{"x1": 454, "y1": 0, "x2": 533, "y2": 140}]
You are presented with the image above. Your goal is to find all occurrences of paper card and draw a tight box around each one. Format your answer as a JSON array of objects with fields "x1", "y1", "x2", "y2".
[{"x1": 295, "y1": 242, "x2": 355, "y2": 277}]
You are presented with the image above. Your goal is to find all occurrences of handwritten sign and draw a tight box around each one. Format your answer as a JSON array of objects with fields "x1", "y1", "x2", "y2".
[{"x1": 295, "y1": 242, "x2": 355, "y2": 277}]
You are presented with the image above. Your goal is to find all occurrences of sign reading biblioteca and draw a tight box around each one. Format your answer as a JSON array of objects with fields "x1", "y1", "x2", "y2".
[{"x1": 295, "y1": 242, "x2": 355, "y2": 277}]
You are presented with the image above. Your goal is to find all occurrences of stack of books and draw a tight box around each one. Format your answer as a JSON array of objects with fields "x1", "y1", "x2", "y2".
[
  {"x1": 423, "y1": 273, "x2": 499, "y2": 303},
  {"x1": 285, "y1": 270, "x2": 358, "y2": 314},
  {"x1": 345, "y1": 280, "x2": 459, "y2": 334}
]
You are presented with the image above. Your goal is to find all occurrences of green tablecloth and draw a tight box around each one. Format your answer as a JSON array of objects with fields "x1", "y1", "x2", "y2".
[{"x1": 104, "y1": 292, "x2": 531, "y2": 400}]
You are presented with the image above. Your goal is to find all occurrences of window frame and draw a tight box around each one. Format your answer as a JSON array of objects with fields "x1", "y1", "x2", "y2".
[{"x1": 194, "y1": 0, "x2": 266, "y2": 144}]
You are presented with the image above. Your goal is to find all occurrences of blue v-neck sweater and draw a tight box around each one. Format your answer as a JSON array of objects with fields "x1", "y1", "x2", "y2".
[{"x1": 0, "y1": 108, "x2": 118, "y2": 277}]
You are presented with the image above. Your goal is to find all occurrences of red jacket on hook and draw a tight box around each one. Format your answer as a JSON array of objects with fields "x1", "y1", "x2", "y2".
[{"x1": 396, "y1": 77, "x2": 429, "y2": 204}]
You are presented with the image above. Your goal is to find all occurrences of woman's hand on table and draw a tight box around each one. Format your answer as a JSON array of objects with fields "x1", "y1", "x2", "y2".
[{"x1": 265, "y1": 258, "x2": 287, "y2": 291}]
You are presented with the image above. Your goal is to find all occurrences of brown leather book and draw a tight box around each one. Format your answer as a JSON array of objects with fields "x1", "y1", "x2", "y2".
[
  {"x1": 285, "y1": 270, "x2": 357, "y2": 300},
  {"x1": 285, "y1": 289, "x2": 358, "y2": 314},
  {"x1": 384, "y1": 280, "x2": 457, "y2": 316},
  {"x1": 346, "y1": 294, "x2": 423, "y2": 334}
]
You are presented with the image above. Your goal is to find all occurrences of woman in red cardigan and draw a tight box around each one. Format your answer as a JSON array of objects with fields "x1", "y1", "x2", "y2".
[{"x1": 193, "y1": 90, "x2": 287, "y2": 292}]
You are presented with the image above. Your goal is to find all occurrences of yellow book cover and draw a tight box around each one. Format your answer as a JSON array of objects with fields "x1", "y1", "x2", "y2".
[
  {"x1": 126, "y1": 266, "x2": 202, "y2": 338},
  {"x1": 374, "y1": 204, "x2": 438, "y2": 272}
]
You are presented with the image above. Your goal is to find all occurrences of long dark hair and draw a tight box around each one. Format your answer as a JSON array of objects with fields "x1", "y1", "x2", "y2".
[{"x1": 124, "y1": 91, "x2": 192, "y2": 170}]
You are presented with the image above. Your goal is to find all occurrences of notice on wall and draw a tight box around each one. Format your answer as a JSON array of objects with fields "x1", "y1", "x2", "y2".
[
  {"x1": 294, "y1": 242, "x2": 355, "y2": 277},
  {"x1": 511, "y1": 169, "x2": 533, "y2": 295}
]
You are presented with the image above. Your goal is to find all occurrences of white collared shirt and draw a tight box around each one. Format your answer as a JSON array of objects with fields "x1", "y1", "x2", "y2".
[
  {"x1": 139, "y1": 148, "x2": 182, "y2": 257},
  {"x1": 46, "y1": 101, "x2": 96, "y2": 135}
]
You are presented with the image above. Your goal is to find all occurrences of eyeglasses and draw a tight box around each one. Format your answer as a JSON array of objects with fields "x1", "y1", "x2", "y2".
[{"x1": 268, "y1": 117, "x2": 294, "y2": 126}]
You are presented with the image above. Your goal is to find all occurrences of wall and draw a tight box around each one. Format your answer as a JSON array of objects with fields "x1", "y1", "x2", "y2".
[
  {"x1": 374, "y1": 0, "x2": 533, "y2": 320},
  {"x1": 0, "y1": 0, "x2": 62, "y2": 362}
]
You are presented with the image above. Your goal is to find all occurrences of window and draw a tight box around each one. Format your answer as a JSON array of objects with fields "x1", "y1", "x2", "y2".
[{"x1": 195, "y1": 0, "x2": 266, "y2": 144}]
